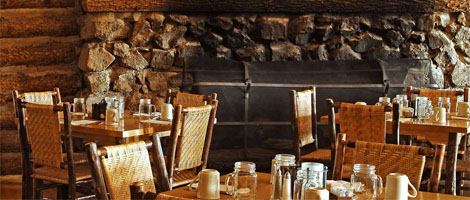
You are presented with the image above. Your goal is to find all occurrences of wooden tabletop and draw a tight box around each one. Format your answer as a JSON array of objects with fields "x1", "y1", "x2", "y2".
[
  {"x1": 320, "y1": 114, "x2": 470, "y2": 144},
  {"x1": 157, "y1": 172, "x2": 470, "y2": 200},
  {"x1": 70, "y1": 111, "x2": 173, "y2": 144}
]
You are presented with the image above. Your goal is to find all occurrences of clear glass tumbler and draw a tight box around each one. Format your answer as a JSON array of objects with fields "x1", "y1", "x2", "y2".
[
  {"x1": 225, "y1": 161, "x2": 257, "y2": 200},
  {"x1": 350, "y1": 164, "x2": 383, "y2": 200}
]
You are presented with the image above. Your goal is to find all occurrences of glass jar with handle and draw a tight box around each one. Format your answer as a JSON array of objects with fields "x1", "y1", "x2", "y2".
[
  {"x1": 351, "y1": 164, "x2": 383, "y2": 200},
  {"x1": 139, "y1": 99, "x2": 156, "y2": 120},
  {"x1": 73, "y1": 98, "x2": 86, "y2": 120},
  {"x1": 225, "y1": 161, "x2": 257, "y2": 200}
]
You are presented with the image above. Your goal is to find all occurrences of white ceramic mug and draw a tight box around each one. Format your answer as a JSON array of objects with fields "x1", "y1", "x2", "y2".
[
  {"x1": 355, "y1": 102, "x2": 367, "y2": 106},
  {"x1": 384, "y1": 173, "x2": 417, "y2": 200},
  {"x1": 161, "y1": 103, "x2": 173, "y2": 121},
  {"x1": 304, "y1": 188, "x2": 329, "y2": 200},
  {"x1": 188, "y1": 169, "x2": 220, "y2": 199},
  {"x1": 431, "y1": 107, "x2": 446, "y2": 123},
  {"x1": 457, "y1": 102, "x2": 470, "y2": 117}
]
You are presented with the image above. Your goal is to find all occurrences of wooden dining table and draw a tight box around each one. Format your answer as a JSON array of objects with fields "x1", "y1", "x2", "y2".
[
  {"x1": 70, "y1": 111, "x2": 173, "y2": 144},
  {"x1": 156, "y1": 172, "x2": 470, "y2": 200},
  {"x1": 320, "y1": 114, "x2": 470, "y2": 195}
]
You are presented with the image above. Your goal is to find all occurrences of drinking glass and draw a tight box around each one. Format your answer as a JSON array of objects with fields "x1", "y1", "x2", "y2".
[
  {"x1": 444, "y1": 97, "x2": 451, "y2": 116},
  {"x1": 415, "y1": 97, "x2": 428, "y2": 123},
  {"x1": 73, "y1": 98, "x2": 86, "y2": 120},
  {"x1": 425, "y1": 100, "x2": 434, "y2": 120},
  {"x1": 225, "y1": 161, "x2": 257, "y2": 200},
  {"x1": 350, "y1": 164, "x2": 382, "y2": 200},
  {"x1": 139, "y1": 99, "x2": 155, "y2": 120}
]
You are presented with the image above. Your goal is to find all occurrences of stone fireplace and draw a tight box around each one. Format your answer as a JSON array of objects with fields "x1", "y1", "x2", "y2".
[{"x1": 0, "y1": 0, "x2": 469, "y2": 173}]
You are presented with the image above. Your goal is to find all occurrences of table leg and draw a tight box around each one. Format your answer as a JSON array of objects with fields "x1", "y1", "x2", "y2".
[{"x1": 445, "y1": 132, "x2": 459, "y2": 195}]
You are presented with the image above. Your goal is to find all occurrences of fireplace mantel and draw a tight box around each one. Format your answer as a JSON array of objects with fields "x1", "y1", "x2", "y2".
[{"x1": 81, "y1": 0, "x2": 468, "y2": 13}]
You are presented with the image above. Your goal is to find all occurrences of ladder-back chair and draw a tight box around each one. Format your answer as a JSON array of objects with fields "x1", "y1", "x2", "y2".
[
  {"x1": 406, "y1": 86, "x2": 469, "y2": 112},
  {"x1": 333, "y1": 133, "x2": 445, "y2": 192},
  {"x1": 290, "y1": 86, "x2": 331, "y2": 164},
  {"x1": 166, "y1": 100, "x2": 218, "y2": 188},
  {"x1": 17, "y1": 99, "x2": 92, "y2": 199},
  {"x1": 86, "y1": 135, "x2": 170, "y2": 200},
  {"x1": 12, "y1": 87, "x2": 61, "y2": 117},
  {"x1": 164, "y1": 89, "x2": 216, "y2": 108}
]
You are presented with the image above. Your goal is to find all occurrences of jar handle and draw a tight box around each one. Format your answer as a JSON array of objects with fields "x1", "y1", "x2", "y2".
[
  {"x1": 407, "y1": 179, "x2": 417, "y2": 198},
  {"x1": 225, "y1": 173, "x2": 235, "y2": 195},
  {"x1": 187, "y1": 174, "x2": 199, "y2": 192},
  {"x1": 377, "y1": 175, "x2": 383, "y2": 196}
]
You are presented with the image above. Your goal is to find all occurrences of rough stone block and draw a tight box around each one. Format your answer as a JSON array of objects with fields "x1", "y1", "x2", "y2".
[
  {"x1": 385, "y1": 30, "x2": 405, "y2": 48},
  {"x1": 348, "y1": 32, "x2": 383, "y2": 53},
  {"x1": 453, "y1": 26, "x2": 470, "y2": 43},
  {"x1": 78, "y1": 42, "x2": 115, "y2": 72},
  {"x1": 175, "y1": 41, "x2": 204, "y2": 66},
  {"x1": 85, "y1": 70, "x2": 110, "y2": 93},
  {"x1": 188, "y1": 16, "x2": 207, "y2": 37},
  {"x1": 403, "y1": 42, "x2": 429, "y2": 59},
  {"x1": 154, "y1": 23, "x2": 187, "y2": 49},
  {"x1": 0, "y1": 36, "x2": 80, "y2": 66},
  {"x1": 427, "y1": 29, "x2": 453, "y2": 49},
  {"x1": 214, "y1": 45, "x2": 232, "y2": 60},
  {"x1": 151, "y1": 49, "x2": 176, "y2": 69},
  {"x1": 201, "y1": 32, "x2": 223, "y2": 48},
  {"x1": 235, "y1": 44, "x2": 266, "y2": 61},
  {"x1": 288, "y1": 15, "x2": 314, "y2": 45},
  {"x1": 303, "y1": 44, "x2": 328, "y2": 60},
  {"x1": 368, "y1": 45, "x2": 401, "y2": 60},
  {"x1": 452, "y1": 64, "x2": 470, "y2": 87},
  {"x1": 0, "y1": 8, "x2": 78, "y2": 38},
  {"x1": 169, "y1": 14, "x2": 189, "y2": 25},
  {"x1": 258, "y1": 16, "x2": 288, "y2": 40},
  {"x1": 129, "y1": 20, "x2": 154, "y2": 47},
  {"x1": 271, "y1": 41, "x2": 302, "y2": 61},
  {"x1": 120, "y1": 48, "x2": 149, "y2": 71},
  {"x1": 208, "y1": 16, "x2": 233, "y2": 33},
  {"x1": 333, "y1": 45, "x2": 362, "y2": 60},
  {"x1": 224, "y1": 28, "x2": 254, "y2": 48},
  {"x1": 81, "y1": 13, "x2": 131, "y2": 42}
]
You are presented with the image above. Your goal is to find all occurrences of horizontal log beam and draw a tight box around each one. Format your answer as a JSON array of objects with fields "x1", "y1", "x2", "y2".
[{"x1": 81, "y1": 0, "x2": 467, "y2": 13}]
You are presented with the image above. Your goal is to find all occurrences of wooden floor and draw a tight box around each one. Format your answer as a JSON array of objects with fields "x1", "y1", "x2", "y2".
[{"x1": 0, "y1": 175, "x2": 56, "y2": 200}]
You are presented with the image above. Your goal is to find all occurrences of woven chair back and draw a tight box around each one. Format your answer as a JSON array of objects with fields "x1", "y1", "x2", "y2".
[
  {"x1": 100, "y1": 141, "x2": 156, "y2": 200},
  {"x1": 293, "y1": 89, "x2": 314, "y2": 147},
  {"x1": 23, "y1": 92, "x2": 56, "y2": 105},
  {"x1": 175, "y1": 105, "x2": 212, "y2": 171},
  {"x1": 174, "y1": 93, "x2": 207, "y2": 107},
  {"x1": 24, "y1": 103, "x2": 63, "y2": 168},
  {"x1": 419, "y1": 89, "x2": 459, "y2": 112},
  {"x1": 339, "y1": 103, "x2": 386, "y2": 143},
  {"x1": 353, "y1": 141, "x2": 425, "y2": 190}
]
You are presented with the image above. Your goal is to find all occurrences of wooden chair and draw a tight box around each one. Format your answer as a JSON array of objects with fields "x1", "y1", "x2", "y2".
[
  {"x1": 86, "y1": 135, "x2": 170, "y2": 200},
  {"x1": 290, "y1": 86, "x2": 331, "y2": 165},
  {"x1": 164, "y1": 89, "x2": 216, "y2": 107},
  {"x1": 166, "y1": 99, "x2": 218, "y2": 188},
  {"x1": 333, "y1": 133, "x2": 445, "y2": 192},
  {"x1": 12, "y1": 87, "x2": 61, "y2": 117},
  {"x1": 16, "y1": 99, "x2": 93, "y2": 199},
  {"x1": 326, "y1": 98, "x2": 400, "y2": 167},
  {"x1": 406, "y1": 86, "x2": 469, "y2": 112}
]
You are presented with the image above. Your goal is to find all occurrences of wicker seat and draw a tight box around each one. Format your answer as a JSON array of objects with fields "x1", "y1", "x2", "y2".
[
  {"x1": 16, "y1": 100, "x2": 93, "y2": 199},
  {"x1": 86, "y1": 136, "x2": 170, "y2": 200},
  {"x1": 333, "y1": 133, "x2": 445, "y2": 193},
  {"x1": 166, "y1": 100, "x2": 218, "y2": 189},
  {"x1": 290, "y1": 86, "x2": 332, "y2": 165}
]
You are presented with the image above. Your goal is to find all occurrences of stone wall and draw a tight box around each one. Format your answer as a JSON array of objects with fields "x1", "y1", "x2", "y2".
[{"x1": 79, "y1": 12, "x2": 470, "y2": 111}]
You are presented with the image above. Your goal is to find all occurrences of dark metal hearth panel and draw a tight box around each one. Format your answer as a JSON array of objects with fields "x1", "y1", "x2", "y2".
[{"x1": 184, "y1": 57, "x2": 434, "y2": 157}]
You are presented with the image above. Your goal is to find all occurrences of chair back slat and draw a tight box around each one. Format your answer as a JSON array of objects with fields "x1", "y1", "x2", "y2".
[
  {"x1": 23, "y1": 92, "x2": 56, "y2": 105},
  {"x1": 175, "y1": 105, "x2": 212, "y2": 171},
  {"x1": 294, "y1": 89, "x2": 315, "y2": 147},
  {"x1": 100, "y1": 141, "x2": 156, "y2": 200},
  {"x1": 24, "y1": 103, "x2": 63, "y2": 168},
  {"x1": 339, "y1": 104, "x2": 386, "y2": 143},
  {"x1": 353, "y1": 141, "x2": 425, "y2": 190},
  {"x1": 419, "y1": 89, "x2": 459, "y2": 112},
  {"x1": 174, "y1": 93, "x2": 207, "y2": 107}
]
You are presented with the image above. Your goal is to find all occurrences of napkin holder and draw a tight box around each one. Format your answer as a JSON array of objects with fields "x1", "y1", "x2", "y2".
[{"x1": 92, "y1": 100, "x2": 107, "y2": 120}]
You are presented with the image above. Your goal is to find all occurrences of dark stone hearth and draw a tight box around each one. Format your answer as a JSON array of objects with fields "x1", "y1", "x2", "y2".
[
  {"x1": 288, "y1": 15, "x2": 314, "y2": 45},
  {"x1": 391, "y1": 17, "x2": 415, "y2": 37},
  {"x1": 175, "y1": 41, "x2": 204, "y2": 66},
  {"x1": 386, "y1": 30, "x2": 405, "y2": 48},
  {"x1": 235, "y1": 44, "x2": 266, "y2": 61},
  {"x1": 201, "y1": 32, "x2": 223, "y2": 47},
  {"x1": 348, "y1": 32, "x2": 382, "y2": 53},
  {"x1": 224, "y1": 28, "x2": 254, "y2": 48},
  {"x1": 258, "y1": 16, "x2": 288, "y2": 41},
  {"x1": 271, "y1": 41, "x2": 302, "y2": 61},
  {"x1": 340, "y1": 17, "x2": 367, "y2": 37}
]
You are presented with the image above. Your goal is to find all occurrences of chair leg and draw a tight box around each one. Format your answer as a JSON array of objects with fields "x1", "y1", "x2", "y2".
[
  {"x1": 57, "y1": 184, "x2": 68, "y2": 199},
  {"x1": 22, "y1": 173, "x2": 33, "y2": 199},
  {"x1": 33, "y1": 179, "x2": 43, "y2": 200}
]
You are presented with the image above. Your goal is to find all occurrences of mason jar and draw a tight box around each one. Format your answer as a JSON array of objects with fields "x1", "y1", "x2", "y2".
[
  {"x1": 293, "y1": 169, "x2": 303, "y2": 200},
  {"x1": 225, "y1": 161, "x2": 257, "y2": 200},
  {"x1": 351, "y1": 164, "x2": 383, "y2": 200},
  {"x1": 271, "y1": 154, "x2": 296, "y2": 200},
  {"x1": 300, "y1": 162, "x2": 324, "y2": 200}
]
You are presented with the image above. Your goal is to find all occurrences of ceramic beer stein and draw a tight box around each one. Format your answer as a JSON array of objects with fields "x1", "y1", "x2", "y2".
[
  {"x1": 431, "y1": 107, "x2": 446, "y2": 123},
  {"x1": 161, "y1": 103, "x2": 174, "y2": 121},
  {"x1": 384, "y1": 173, "x2": 417, "y2": 200},
  {"x1": 188, "y1": 169, "x2": 220, "y2": 199}
]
